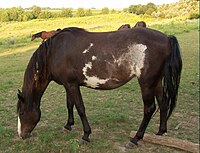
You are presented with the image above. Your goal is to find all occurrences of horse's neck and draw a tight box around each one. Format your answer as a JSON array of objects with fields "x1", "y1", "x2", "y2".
[
  {"x1": 35, "y1": 32, "x2": 43, "y2": 38},
  {"x1": 23, "y1": 50, "x2": 50, "y2": 100}
]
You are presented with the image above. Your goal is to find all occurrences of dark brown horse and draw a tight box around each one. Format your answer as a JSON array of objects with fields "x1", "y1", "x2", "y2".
[
  {"x1": 134, "y1": 21, "x2": 147, "y2": 28},
  {"x1": 17, "y1": 27, "x2": 182, "y2": 148},
  {"x1": 31, "y1": 29, "x2": 61, "y2": 43},
  {"x1": 118, "y1": 24, "x2": 131, "y2": 30}
]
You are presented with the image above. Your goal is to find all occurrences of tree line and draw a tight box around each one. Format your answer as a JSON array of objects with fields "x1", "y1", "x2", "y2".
[
  {"x1": 0, "y1": 6, "x2": 117, "y2": 22},
  {"x1": 0, "y1": 0, "x2": 199, "y2": 22},
  {"x1": 127, "y1": 0, "x2": 199, "y2": 19}
]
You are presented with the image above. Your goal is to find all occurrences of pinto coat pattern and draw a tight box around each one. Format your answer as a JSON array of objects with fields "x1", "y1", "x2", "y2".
[{"x1": 17, "y1": 27, "x2": 182, "y2": 147}]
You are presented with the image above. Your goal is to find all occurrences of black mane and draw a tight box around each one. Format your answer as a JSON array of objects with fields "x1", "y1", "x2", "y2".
[
  {"x1": 61, "y1": 27, "x2": 86, "y2": 32},
  {"x1": 19, "y1": 40, "x2": 49, "y2": 111},
  {"x1": 33, "y1": 31, "x2": 45, "y2": 37}
]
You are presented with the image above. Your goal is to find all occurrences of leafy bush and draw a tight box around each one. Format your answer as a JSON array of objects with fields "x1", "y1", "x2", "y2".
[
  {"x1": 101, "y1": 7, "x2": 109, "y2": 14},
  {"x1": 38, "y1": 10, "x2": 53, "y2": 19},
  {"x1": 76, "y1": 8, "x2": 85, "y2": 17},
  {"x1": 189, "y1": 13, "x2": 200, "y2": 19},
  {"x1": 61, "y1": 8, "x2": 73, "y2": 17}
]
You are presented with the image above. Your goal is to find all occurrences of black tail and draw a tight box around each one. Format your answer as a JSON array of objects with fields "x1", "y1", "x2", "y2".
[{"x1": 164, "y1": 35, "x2": 182, "y2": 120}]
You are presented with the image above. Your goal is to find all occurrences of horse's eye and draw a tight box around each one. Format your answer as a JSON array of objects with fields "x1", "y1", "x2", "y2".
[{"x1": 19, "y1": 111, "x2": 24, "y2": 116}]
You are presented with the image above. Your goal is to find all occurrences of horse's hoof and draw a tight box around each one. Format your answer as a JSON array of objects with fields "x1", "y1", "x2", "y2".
[
  {"x1": 80, "y1": 139, "x2": 90, "y2": 145},
  {"x1": 62, "y1": 127, "x2": 72, "y2": 132},
  {"x1": 63, "y1": 125, "x2": 72, "y2": 131},
  {"x1": 156, "y1": 131, "x2": 167, "y2": 136},
  {"x1": 124, "y1": 141, "x2": 138, "y2": 149}
]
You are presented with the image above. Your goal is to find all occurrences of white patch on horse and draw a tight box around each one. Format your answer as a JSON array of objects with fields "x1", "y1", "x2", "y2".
[
  {"x1": 82, "y1": 62, "x2": 109, "y2": 88},
  {"x1": 117, "y1": 43, "x2": 147, "y2": 78},
  {"x1": 83, "y1": 43, "x2": 94, "y2": 54},
  {"x1": 18, "y1": 116, "x2": 21, "y2": 137},
  {"x1": 92, "y1": 56, "x2": 97, "y2": 61}
]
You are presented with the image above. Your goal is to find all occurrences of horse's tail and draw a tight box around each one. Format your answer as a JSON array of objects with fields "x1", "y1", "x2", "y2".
[{"x1": 163, "y1": 35, "x2": 182, "y2": 120}]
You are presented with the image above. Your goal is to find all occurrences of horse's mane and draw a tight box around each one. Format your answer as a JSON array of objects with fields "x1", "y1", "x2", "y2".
[
  {"x1": 50, "y1": 27, "x2": 86, "y2": 39},
  {"x1": 61, "y1": 27, "x2": 86, "y2": 32},
  {"x1": 33, "y1": 31, "x2": 46, "y2": 37},
  {"x1": 21, "y1": 40, "x2": 50, "y2": 110}
]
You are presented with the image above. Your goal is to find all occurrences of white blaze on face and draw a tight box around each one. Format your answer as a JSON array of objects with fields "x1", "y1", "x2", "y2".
[
  {"x1": 18, "y1": 116, "x2": 21, "y2": 137},
  {"x1": 83, "y1": 43, "x2": 94, "y2": 54},
  {"x1": 117, "y1": 43, "x2": 147, "y2": 78},
  {"x1": 82, "y1": 61, "x2": 109, "y2": 88}
]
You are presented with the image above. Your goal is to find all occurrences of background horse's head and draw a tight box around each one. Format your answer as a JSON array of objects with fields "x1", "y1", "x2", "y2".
[
  {"x1": 133, "y1": 21, "x2": 147, "y2": 28},
  {"x1": 31, "y1": 35, "x2": 36, "y2": 41},
  {"x1": 31, "y1": 31, "x2": 45, "y2": 41},
  {"x1": 118, "y1": 24, "x2": 131, "y2": 30}
]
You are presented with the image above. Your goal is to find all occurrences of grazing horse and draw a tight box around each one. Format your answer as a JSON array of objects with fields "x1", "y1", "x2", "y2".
[
  {"x1": 17, "y1": 27, "x2": 182, "y2": 148},
  {"x1": 134, "y1": 21, "x2": 147, "y2": 28},
  {"x1": 31, "y1": 29, "x2": 61, "y2": 43},
  {"x1": 118, "y1": 24, "x2": 131, "y2": 30}
]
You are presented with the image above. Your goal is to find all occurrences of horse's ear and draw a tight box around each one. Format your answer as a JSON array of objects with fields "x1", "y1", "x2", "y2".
[{"x1": 17, "y1": 89, "x2": 24, "y2": 101}]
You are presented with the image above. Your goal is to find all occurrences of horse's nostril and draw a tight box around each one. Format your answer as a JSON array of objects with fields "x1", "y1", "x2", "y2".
[{"x1": 20, "y1": 132, "x2": 31, "y2": 140}]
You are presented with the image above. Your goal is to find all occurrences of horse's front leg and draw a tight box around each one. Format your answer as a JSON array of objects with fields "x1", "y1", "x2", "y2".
[
  {"x1": 67, "y1": 83, "x2": 91, "y2": 143},
  {"x1": 63, "y1": 91, "x2": 75, "y2": 131}
]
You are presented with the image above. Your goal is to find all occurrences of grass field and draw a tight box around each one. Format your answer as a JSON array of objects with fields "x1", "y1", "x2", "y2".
[{"x1": 0, "y1": 14, "x2": 199, "y2": 152}]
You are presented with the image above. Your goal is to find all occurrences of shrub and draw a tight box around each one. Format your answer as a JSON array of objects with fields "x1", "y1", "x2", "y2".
[
  {"x1": 189, "y1": 13, "x2": 200, "y2": 19},
  {"x1": 76, "y1": 8, "x2": 85, "y2": 17},
  {"x1": 101, "y1": 7, "x2": 109, "y2": 14},
  {"x1": 61, "y1": 8, "x2": 73, "y2": 17}
]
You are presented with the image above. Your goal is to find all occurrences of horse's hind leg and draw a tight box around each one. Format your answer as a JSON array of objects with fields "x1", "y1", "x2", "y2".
[
  {"x1": 127, "y1": 85, "x2": 156, "y2": 147},
  {"x1": 63, "y1": 91, "x2": 75, "y2": 131},
  {"x1": 155, "y1": 80, "x2": 168, "y2": 135}
]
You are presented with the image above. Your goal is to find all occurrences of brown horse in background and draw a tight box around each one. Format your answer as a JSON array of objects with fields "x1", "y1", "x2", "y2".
[
  {"x1": 134, "y1": 21, "x2": 147, "y2": 28},
  {"x1": 118, "y1": 24, "x2": 131, "y2": 30},
  {"x1": 31, "y1": 29, "x2": 61, "y2": 43},
  {"x1": 118, "y1": 21, "x2": 146, "y2": 30}
]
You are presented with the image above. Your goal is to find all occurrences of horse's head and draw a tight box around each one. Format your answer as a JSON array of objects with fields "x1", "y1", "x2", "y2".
[
  {"x1": 118, "y1": 24, "x2": 131, "y2": 30},
  {"x1": 31, "y1": 35, "x2": 36, "y2": 41},
  {"x1": 17, "y1": 89, "x2": 41, "y2": 139},
  {"x1": 134, "y1": 21, "x2": 147, "y2": 28}
]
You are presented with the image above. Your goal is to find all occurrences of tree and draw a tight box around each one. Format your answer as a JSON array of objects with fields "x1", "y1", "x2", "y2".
[
  {"x1": 38, "y1": 11, "x2": 52, "y2": 19},
  {"x1": 135, "y1": 4, "x2": 146, "y2": 15},
  {"x1": 101, "y1": 7, "x2": 109, "y2": 14},
  {"x1": 123, "y1": 8, "x2": 129, "y2": 13},
  {"x1": 32, "y1": 6, "x2": 41, "y2": 19},
  {"x1": 111, "y1": 9, "x2": 117, "y2": 14},
  {"x1": 145, "y1": 3, "x2": 157, "y2": 15},
  {"x1": 22, "y1": 12, "x2": 34, "y2": 21},
  {"x1": 9, "y1": 7, "x2": 24, "y2": 21},
  {"x1": 145, "y1": 8, "x2": 155, "y2": 15},
  {"x1": 76, "y1": 8, "x2": 85, "y2": 17},
  {"x1": 0, "y1": 10, "x2": 9, "y2": 22},
  {"x1": 61, "y1": 8, "x2": 73, "y2": 17},
  {"x1": 85, "y1": 9, "x2": 93, "y2": 16}
]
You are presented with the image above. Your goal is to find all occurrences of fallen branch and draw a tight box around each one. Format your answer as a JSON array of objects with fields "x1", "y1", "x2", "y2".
[{"x1": 130, "y1": 131, "x2": 199, "y2": 153}]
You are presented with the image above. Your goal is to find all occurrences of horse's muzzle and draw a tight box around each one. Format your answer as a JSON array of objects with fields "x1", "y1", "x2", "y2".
[{"x1": 19, "y1": 132, "x2": 31, "y2": 140}]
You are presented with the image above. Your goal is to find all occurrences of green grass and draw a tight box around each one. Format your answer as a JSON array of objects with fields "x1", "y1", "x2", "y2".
[{"x1": 0, "y1": 14, "x2": 199, "y2": 152}]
